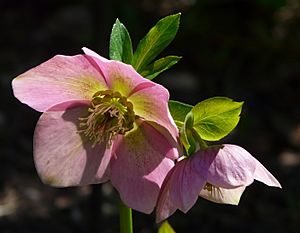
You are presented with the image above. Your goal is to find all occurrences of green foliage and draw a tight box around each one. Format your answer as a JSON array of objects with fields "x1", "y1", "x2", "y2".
[
  {"x1": 141, "y1": 56, "x2": 182, "y2": 80},
  {"x1": 132, "y1": 13, "x2": 181, "y2": 73},
  {"x1": 158, "y1": 221, "x2": 176, "y2": 233},
  {"x1": 109, "y1": 19, "x2": 133, "y2": 64},
  {"x1": 168, "y1": 100, "x2": 193, "y2": 128},
  {"x1": 183, "y1": 112, "x2": 197, "y2": 155},
  {"x1": 192, "y1": 97, "x2": 243, "y2": 141},
  {"x1": 109, "y1": 14, "x2": 181, "y2": 79},
  {"x1": 168, "y1": 101, "x2": 195, "y2": 154}
]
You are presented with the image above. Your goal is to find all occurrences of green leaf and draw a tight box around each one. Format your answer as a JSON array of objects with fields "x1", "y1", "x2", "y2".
[
  {"x1": 132, "y1": 13, "x2": 181, "y2": 72},
  {"x1": 168, "y1": 100, "x2": 193, "y2": 128},
  {"x1": 109, "y1": 18, "x2": 133, "y2": 64},
  {"x1": 141, "y1": 56, "x2": 182, "y2": 80},
  {"x1": 158, "y1": 221, "x2": 176, "y2": 233},
  {"x1": 192, "y1": 97, "x2": 243, "y2": 141}
]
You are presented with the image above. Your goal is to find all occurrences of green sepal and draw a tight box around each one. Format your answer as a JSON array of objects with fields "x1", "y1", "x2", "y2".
[
  {"x1": 158, "y1": 221, "x2": 176, "y2": 233},
  {"x1": 109, "y1": 18, "x2": 133, "y2": 64},
  {"x1": 132, "y1": 13, "x2": 181, "y2": 73},
  {"x1": 192, "y1": 97, "x2": 243, "y2": 141},
  {"x1": 168, "y1": 100, "x2": 193, "y2": 128},
  {"x1": 141, "y1": 56, "x2": 182, "y2": 80}
]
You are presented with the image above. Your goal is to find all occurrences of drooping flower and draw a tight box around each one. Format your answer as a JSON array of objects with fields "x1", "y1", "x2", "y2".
[
  {"x1": 12, "y1": 47, "x2": 180, "y2": 214},
  {"x1": 156, "y1": 144, "x2": 281, "y2": 222}
]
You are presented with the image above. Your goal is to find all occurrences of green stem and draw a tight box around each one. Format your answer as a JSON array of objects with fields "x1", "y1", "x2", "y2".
[
  {"x1": 119, "y1": 199, "x2": 133, "y2": 233},
  {"x1": 192, "y1": 128, "x2": 208, "y2": 150}
]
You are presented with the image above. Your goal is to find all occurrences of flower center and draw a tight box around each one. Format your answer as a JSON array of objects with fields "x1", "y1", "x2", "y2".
[{"x1": 79, "y1": 90, "x2": 135, "y2": 146}]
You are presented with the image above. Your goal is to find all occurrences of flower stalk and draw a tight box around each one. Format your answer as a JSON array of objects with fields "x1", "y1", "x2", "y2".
[{"x1": 119, "y1": 199, "x2": 133, "y2": 233}]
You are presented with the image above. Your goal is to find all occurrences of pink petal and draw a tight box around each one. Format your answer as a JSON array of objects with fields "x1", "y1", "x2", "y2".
[
  {"x1": 156, "y1": 156, "x2": 207, "y2": 223},
  {"x1": 199, "y1": 186, "x2": 246, "y2": 205},
  {"x1": 34, "y1": 103, "x2": 112, "y2": 187},
  {"x1": 142, "y1": 121, "x2": 181, "y2": 160},
  {"x1": 83, "y1": 47, "x2": 151, "y2": 97},
  {"x1": 128, "y1": 82, "x2": 179, "y2": 142},
  {"x1": 110, "y1": 120, "x2": 176, "y2": 214},
  {"x1": 12, "y1": 55, "x2": 108, "y2": 112},
  {"x1": 205, "y1": 145, "x2": 281, "y2": 189},
  {"x1": 47, "y1": 99, "x2": 91, "y2": 111},
  {"x1": 82, "y1": 48, "x2": 179, "y2": 141},
  {"x1": 155, "y1": 167, "x2": 178, "y2": 223},
  {"x1": 82, "y1": 47, "x2": 110, "y2": 63}
]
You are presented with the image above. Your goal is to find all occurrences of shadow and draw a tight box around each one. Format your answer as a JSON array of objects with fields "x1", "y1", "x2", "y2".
[{"x1": 60, "y1": 104, "x2": 109, "y2": 186}]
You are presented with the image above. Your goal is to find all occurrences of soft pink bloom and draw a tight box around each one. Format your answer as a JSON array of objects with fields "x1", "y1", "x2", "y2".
[
  {"x1": 156, "y1": 144, "x2": 281, "y2": 222},
  {"x1": 12, "y1": 47, "x2": 180, "y2": 214}
]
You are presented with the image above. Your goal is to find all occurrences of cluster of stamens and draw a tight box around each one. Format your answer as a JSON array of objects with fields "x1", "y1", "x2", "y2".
[{"x1": 79, "y1": 90, "x2": 135, "y2": 147}]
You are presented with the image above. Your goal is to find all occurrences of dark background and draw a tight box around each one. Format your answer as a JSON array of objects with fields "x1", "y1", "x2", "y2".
[{"x1": 1, "y1": 0, "x2": 299, "y2": 232}]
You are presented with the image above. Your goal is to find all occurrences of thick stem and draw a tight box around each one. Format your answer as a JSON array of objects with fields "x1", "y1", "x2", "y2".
[{"x1": 119, "y1": 199, "x2": 133, "y2": 233}]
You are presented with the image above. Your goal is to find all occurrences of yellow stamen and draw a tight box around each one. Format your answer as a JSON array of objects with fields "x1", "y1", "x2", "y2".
[{"x1": 79, "y1": 90, "x2": 135, "y2": 147}]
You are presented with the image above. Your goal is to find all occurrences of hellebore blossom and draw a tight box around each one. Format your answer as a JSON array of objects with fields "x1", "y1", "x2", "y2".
[
  {"x1": 156, "y1": 144, "x2": 281, "y2": 222},
  {"x1": 12, "y1": 47, "x2": 180, "y2": 214}
]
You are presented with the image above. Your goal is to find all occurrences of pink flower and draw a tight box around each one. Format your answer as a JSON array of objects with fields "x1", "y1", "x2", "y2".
[
  {"x1": 156, "y1": 144, "x2": 281, "y2": 222},
  {"x1": 12, "y1": 47, "x2": 180, "y2": 214}
]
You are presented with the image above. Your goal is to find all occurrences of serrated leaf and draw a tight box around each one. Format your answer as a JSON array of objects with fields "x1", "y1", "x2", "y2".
[
  {"x1": 158, "y1": 221, "x2": 176, "y2": 233},
  {"x1": 141, "y1": 56, "x2": 181, "y2": 80},
  {"x1": 132, "y1": 13, "x2": 181, "y2": 73},
  {"x1": 109, "y1": 18, "x2": 133, "y2": 64},
  {"x1": 168, "y1": 100, "x2": 193, "y2": 128},
  {"x1": 192, "y1": 97, "x2": 243, "y2": 141}
]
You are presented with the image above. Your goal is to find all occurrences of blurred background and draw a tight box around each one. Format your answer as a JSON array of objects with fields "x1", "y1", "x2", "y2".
[{"x1": 1, "y1": 0, "x2": 299, "y2": 232}]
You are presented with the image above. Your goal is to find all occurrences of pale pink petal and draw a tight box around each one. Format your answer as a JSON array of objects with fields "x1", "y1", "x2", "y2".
[
  {"x1": 110, "y1": 120, "x2": 176, "y2": 214},
  {"x1": 205, "y1": 145, "x2": 281, "y2": 189},
  {"x1": 156, "y1": 148, "x2": 219, "y2": 222},
  {"x1": 199, "y1": 185, "x2": 246, "y2": 205},
  {"x1": 128, "y1": 83, "x2": 178, "y2": 142},
  {"x1": 168, "y1": 158, "x2": 207, "y2": 212},
  {"x1": 253, "y1": 160, "x2": 282, "y2": 188},
  {"x1": 205, "y1": 145, "x2": 257, "y2": 188},
  {"x1": 34, "y1": 103, "x2": 112, "y2": 187},
  {"x1": 156, "y1": 156, "x2": 208, "y2": 223},
  {"x1": 12, "y1": 55, "x2": 108, "y2": 112},
  {"x1": 83, "y1": 47, "x2": 151, "y2": 97}
]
